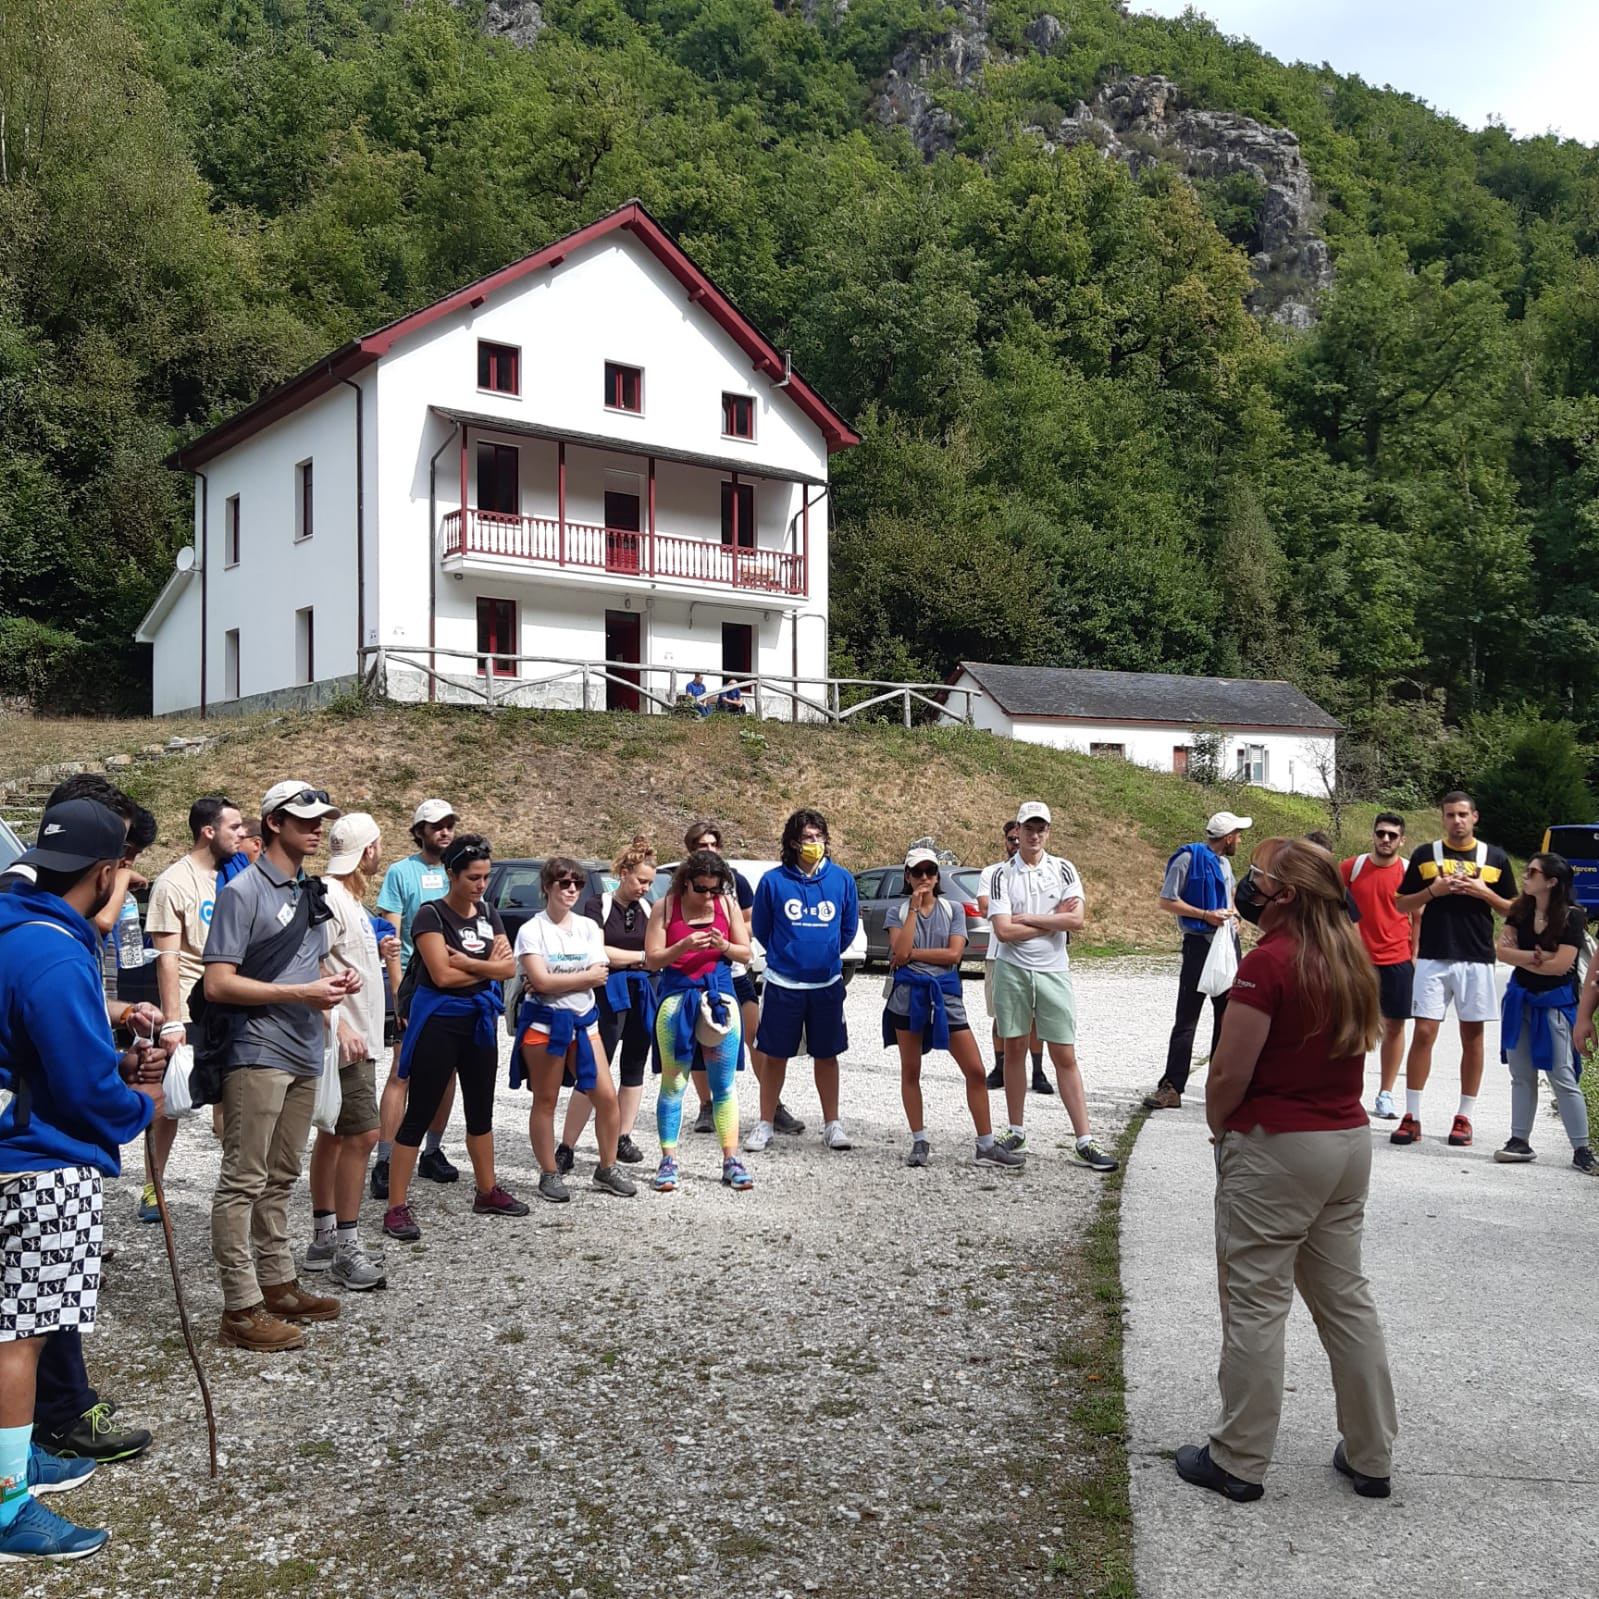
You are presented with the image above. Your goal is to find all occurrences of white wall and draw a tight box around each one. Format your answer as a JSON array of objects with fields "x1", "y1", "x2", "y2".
[{"x1": 149, "y1": 575, "x2": 202, "y2": 715}]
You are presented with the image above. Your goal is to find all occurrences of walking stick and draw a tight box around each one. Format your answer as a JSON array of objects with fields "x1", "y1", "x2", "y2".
[{"x1": 144, "y1": 1124, "x2": 219, "y2": 1478}]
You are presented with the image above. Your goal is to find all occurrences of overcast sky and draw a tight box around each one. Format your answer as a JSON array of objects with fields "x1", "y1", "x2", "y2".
[{"x1": 1136, "y1": 1, "x2": 1599, "y2": 144}]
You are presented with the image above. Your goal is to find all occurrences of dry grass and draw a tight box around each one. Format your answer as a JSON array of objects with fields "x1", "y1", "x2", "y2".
[{"x1": 0, "y1": 703, "x2": 1402, "y2": 952}]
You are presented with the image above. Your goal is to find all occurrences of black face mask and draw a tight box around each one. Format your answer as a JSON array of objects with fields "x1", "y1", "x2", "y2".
[{"x1": 1234, "y1": 871, "x2": 1282, "y2": 926}]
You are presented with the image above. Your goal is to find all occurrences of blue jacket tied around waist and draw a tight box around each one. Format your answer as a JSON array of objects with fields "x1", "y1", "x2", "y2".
[
  {"x1": 656, "y1": 964, "x2": 737, "y2": 1063},
  {"x1": 602, "y1": 968, "x2": 658, "y2": 1037},
  {"x1": 511, "y1": 1000, "x2": 599, "y2": 1090},
  {"x1": 882, "y1": 967, "x2": 963, "y2": 1052},
  {"x1": 1170, "y1": 843, "x2": 1228, "y2": 936},
  {"x1": 399, "y1": 982, "x2": 504, "y2": 1080},
  {"x1": 1500, "y1": 979, "x2": 1579, "y2": 1077}
]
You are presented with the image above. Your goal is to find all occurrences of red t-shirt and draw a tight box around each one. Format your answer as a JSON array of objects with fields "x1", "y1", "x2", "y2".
[
  {"x1": 1340, "y1": 854, "x2": 1412, "y2": 967},
  {"x1": 1224, "y1": 928, "x2": 1368, "y2": 1133}
]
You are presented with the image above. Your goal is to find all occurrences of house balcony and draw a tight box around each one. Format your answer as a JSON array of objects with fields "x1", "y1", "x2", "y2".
[{"x1": 440, "y1": 508, "x2": 807, "y2": 599}]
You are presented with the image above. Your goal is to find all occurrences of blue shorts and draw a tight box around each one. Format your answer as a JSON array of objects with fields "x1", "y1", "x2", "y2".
[{"x1": 756, "y1": 980, "x2": 848, "y2": 1061}]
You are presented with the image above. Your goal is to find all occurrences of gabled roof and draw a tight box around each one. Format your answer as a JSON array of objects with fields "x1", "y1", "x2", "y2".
[
  {"x1": 170, "y1": 202, "x2": 859, "y2": 470},
  {"x1": 957, "y1": 663, "x2": 1341, "y2": 731},
  {"x1": 134, "y1": 565, "x2": 195, "y2": 644}
]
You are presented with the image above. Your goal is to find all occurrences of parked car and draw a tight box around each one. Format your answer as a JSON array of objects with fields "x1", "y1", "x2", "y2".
[
  {"x1": 1541, "y1": 824, "x2": 1599, "y2": 922},
  {"x1": 0, "y1": 816, "x2": 22, "y2": 874},
  {"x1": 853, "y1": 864, "x2": 990, "y2": 964},
  {"x1": 486, "y1": 858, "x2": 618, "y2": 948},
  {"x1": 647, "y1": 860, "x2": 866, "y2": 986}
]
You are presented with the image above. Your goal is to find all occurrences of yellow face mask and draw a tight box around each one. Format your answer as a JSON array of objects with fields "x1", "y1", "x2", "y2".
[{"x1": 799, "y1": 840, "x2": 826, "y2": 871}]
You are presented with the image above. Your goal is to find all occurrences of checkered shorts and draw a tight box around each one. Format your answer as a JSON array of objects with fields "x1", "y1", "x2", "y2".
[{"x1": 0, "y1": 1167, "x2": 102, "y2": 1340}]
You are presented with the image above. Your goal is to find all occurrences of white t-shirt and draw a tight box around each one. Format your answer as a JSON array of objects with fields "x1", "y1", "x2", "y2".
[
  {"x1": 989, "y1": 852, "x2": 1085, "y2": 973},
  {"x1": 980, "y1": 860, "x2": 1008, "y2": 964},
  {"x1": 514, "y1": 911, "x2": 605, "y2": 1014},
  {"x1": 322, "y1": 877, "x2": 385, "y2": 1059}
]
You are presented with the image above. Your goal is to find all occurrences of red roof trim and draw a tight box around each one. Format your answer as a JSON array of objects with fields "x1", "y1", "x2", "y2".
[{"x1": 173, "y1": 203, "x2": 857, "y2": 470}]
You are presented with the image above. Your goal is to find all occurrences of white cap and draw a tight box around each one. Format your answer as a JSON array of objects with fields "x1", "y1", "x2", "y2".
[
  {"x1": 261, "y1": 780, "x2": 340, "y2": 821},
  {"x1": 412, "y1": 798, "x2": 459, "y2": 827},
  {"x1": 1206, "y1": 810, "x2": 1253, "y2": 837},
  {"x1": 326, "y1": 813, "x2": 381, "y2": 876},
  {"x1": 904, "y1": 846, "x2": 939, "y2": 869},
  {"x1": 1016, "y1": 801, "x2": 1052, "y2": 825}
]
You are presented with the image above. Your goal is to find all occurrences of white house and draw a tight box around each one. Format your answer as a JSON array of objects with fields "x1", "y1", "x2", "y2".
[
  {"x1": 945, "y1": 662, "x2": 1340, "y2": 797},
  {"x1": 136, "y1": 204, "x2": 859, "y2": 716}
]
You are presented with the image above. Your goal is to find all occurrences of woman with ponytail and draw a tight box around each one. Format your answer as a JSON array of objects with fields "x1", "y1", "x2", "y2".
[{"x1": 1175, "y1": 838, "x2": 1398, "y2": 1505}]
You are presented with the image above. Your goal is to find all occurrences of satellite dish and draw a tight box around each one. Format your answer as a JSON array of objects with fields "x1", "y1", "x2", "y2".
[{"x1": 175, "y1": 546, "x2": 196, "y2": 573}]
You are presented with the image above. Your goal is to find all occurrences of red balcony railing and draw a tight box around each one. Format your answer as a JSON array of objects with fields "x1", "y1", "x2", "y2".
[{"x1": 441, "y1": 509, "x2": 805, "y2": 596}]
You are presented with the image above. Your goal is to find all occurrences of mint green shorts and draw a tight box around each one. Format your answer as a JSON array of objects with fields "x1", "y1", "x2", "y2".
[{"x1": 991, "y1": 962, "x2": 1076, "y2": 1046}]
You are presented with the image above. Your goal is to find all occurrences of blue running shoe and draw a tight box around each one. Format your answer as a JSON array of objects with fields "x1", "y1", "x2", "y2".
[
  {"x1": 0, "y1": 1496, "x2": 110, "y2": 1563},
  {"x1": 27, "y1": 1447, "x2": 95, "y2": 1498},
  {"x1": 721, "y1": 1157, "x2": 754, "y2": 1192},
  {"x1": 652, "y1": 1156, "x2": 679, "y2": 1192}
]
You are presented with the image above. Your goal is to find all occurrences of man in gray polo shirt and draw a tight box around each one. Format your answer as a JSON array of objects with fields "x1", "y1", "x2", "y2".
[{"x1": 206, "y1": 781, "x2": 360, "y2": 1353}]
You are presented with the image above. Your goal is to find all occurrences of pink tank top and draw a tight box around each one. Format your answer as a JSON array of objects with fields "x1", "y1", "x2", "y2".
[{"x1": 666, "y1": 895, "x2": 729, "y2": 979}]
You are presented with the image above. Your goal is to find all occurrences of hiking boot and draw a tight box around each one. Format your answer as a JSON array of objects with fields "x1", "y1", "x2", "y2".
[
  {"x1": 1494, "y1": 1138, "x2": 1535, "y2": 1164},
  {"x1": 721, "y1": 1156, "x2": 754, "y2": 1191},
  {"x1": 418, "y1": 1147, "x2": 459, "y2": 1184},
  {"x1": 997, "y1": 1130, "x2": 1027, "y2": 1155},
  {"x1": 536, "y1": 1171, "x2": 570, "y2": 1205},
  {"x1": 1389, "y1": 1114, "x2": 1421, "y2": 1145},
  {"x1": 330, "y1": 1241, "x2": 387, "y2": 1292},
  {"x1": 554, "y1": 1142, "x2": 575, "y2": 1176},
  {"x1": 1142, "y1": 1082, "x2": 1181, "y2": 1111},
  {"x1": 1447, "y1": 1114, "x2": 1473, "y2": 1147},
  {"x1": 219, "y1": 1304, "x2": 304, "y2": 1352},
  {"x1": 26, "y1": 1445, "x2": 94, "y2": 1499},
  {"x1": 1333, "y1": 1440, "x2": 1391, "y2": 1499},
  {"x1": 261, "y1": 1279, "x2": 340, "y2": 1323},
  {"x1": 653, "y1": 1155, "x2": 680, "y2": 1192},
  {"x1": 1372, "y1": 1089, "x2": 1397, "y2": 1120},
  {"x1": 592, "y1": 1165, "x2": 638, "y2": 1198},
  {"x1": 1075, "y1": 1139, "x2": 1119, "y2": 1173},
  {"x1": 137, "y1": 1183, "x2": 160, "y2": 1224},
  {"x1": 303, "y1": 1233, "x2": 336, "y2": 1274},
  {"x1": 615, "y1": 1134, "x2": 644, "y2": 1164},
  {"x1": 1030, "y1": 1067, "x2": 1054, "y2": 1096},
  {"x1": 692, "y1": 1101, "x2": 715, "y2": 1134},
  {"x1": 773, "y1": 1101, "x2": 806, "y2": 1136},
  {"x1": 0, "y1": 1495, "x2": 109, "y2": 1562},
  {"x1": 1574, "y1": 1146, "x2": 1597, "y2": 1176},
  {"x1": 976, "y1": 1139, "x2": 1025, "y2": 1168},
  {"x1": 822, "y1": 1120, "x2": 852, "y2": 1151},
  {"x1": 382, "y1": 1203, "x2": 420, "y2": 1241},
  {"x1": 1174, "y1": 1443, "x2": 1263, "y2": 1502},
  {"x1": 33, "y1": 1403, "x2": 150, "y2": 1464},
  {"x1": 905, "y1": 1138, "x2": 931, "y2": 1168},
  {"x1": 475, "y1": 1183, "x2": 531, "y2": 1217},
  {"x1": 985, "y1": 1063, "x2": 1005, "y2": 1090},
  {"x1": 369, "y1": 1157, "x2": 390, "y2": 1200},
  {"x1": 743, "y1": 1120, "x2": 773, "y2": 1153}
]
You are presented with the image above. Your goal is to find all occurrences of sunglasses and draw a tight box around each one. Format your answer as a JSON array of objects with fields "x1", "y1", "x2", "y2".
[
  {"x1": 278, "y1": 788, "x2": 331, "y2": 809},
  {"x1": 688, "y1": 879, "x2": 725, "y2": 895},
  {"x1": 908, "y1": 863, "x2": 940, "y2": 879},
  {"x1": 1374, "y1": 830, "x2": 1402, "y2": 842},
  {"x1": 550, "y1": 874, "x2": 584, "y2": 890}
]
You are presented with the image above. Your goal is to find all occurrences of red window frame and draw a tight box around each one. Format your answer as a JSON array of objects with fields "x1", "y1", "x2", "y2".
[
  {"x1": 477, "y1": 341, "x2": 520, "y2": 397},
  {"x1": 225, "y1": 495, "x2": 240, "y2": 566},
  {"x1": 720, "y1": 481, "x2": 755, "y2": 548},
  {"x1": 722, "y1": 393, "x2": 754, "y2": 439},
  {"x1": 476, "y1": 597, "x2": 517, "y2": 677},
  {"x1": 296, "y1": 461, "x2": 313, "y2": 541},
  {"x1": 297, "y1": 607, "x2": 314, "y2": 683},
  {"x1": 604, "y1": 362, "x2": 642, "y2": 413}
]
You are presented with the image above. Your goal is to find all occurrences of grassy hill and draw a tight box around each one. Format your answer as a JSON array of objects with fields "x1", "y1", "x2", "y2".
[{"x1": 1, "y1": 705, "x2": 1398, "y2": 952}]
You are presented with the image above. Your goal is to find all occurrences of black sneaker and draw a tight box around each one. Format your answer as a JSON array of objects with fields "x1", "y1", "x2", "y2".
[
  {"x1": 1031, "y1": 1069, "x2": 1054, "y2": 1096},
  {"x1": 985, "y1": 1064, "x2": 1005, "y2": 1090},
  {"x1": 369, "y1": 1157, "x2": 389, "y2": 1201},
  {"x1": 692, "y1": 1101, "x2": 714, "y2": 1135},
  {"x1": 615, "y1": 1135, "x2": 644, "y2": 1165},
  {"x1": 34, "y1": 1402, "x2": 152, "y2": 1463},
  {"x1": 418, "y1": 1148, "x2": 460, "y2": 1184},
  {"x1": 554, "y1": 1142, "x2": 575, "y2": 1176},
  {"x1": 1493, "y1": 1138, "x2": 1535, "y2": 1164},
  {"x1": 1175, "y1": 1443, "x2": 1263, "y2": 1502},
  {"x1": 1575, "y1": 1146, "x2": 1597, "y2": 1176},
  {"x1": 772, "y1": 1101, "x2": 806, "y2": 1136}
]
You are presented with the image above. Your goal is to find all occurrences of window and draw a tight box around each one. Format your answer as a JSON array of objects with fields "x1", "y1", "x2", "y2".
[
  {"x1": 476, "y1": 441, "x2": 519, "y2": 516},
  {"x1": 224, "y1": 629, "x2": 240, "y2": 700},
  {"x1": 722, "y1": 392, "x2": 754, "y2": 439},
  {"x1": 295, "y1": 461, "x2": 313, "y2": 541},
  {"x1": 476, "y1": 597, "x2": 516, "y2": 677},
  {"x1": 604, "y1": 361, "x2": 642, "y2": 413},
  {"x1": 721, "y1": 621, "x2": 753, "y2": 677},
  {"x1": 1237, "y1": 744, "x2": 1269, "y2": 785},
  {"x1": 477, "y1": 340, "x2": 520, "y2": 396},
  {"x1": 1089, "y1": 742, "x2": 1126, "y2": 758},
  {"x1": 720, "y1": 481, "x2": 755, "y2": 548},
  {"x1": 224, "y1": 495, "x2": 240, "y2": 567},
  {"x1": 1172, "y1": 746, "x2": 1189, "y2": 776},
  {"x1": 295, "y1": 607, "x2": 314, "y2": 684}
]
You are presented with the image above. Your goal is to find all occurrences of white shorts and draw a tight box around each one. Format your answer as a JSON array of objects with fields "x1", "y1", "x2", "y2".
[{"x1": 1411, "y1": 958, "x2": 1497, "y2": 1024}]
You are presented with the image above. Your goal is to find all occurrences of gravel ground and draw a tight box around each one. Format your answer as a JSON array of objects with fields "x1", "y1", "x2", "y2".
[{"x1": 23, "y1": 959, "x2": 1179, "y2": 1599}]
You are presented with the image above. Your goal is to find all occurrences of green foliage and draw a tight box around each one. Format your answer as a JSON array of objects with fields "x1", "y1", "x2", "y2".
[{"x1": 1463, "y1": 716, "x2": 1596, "y2": 857}]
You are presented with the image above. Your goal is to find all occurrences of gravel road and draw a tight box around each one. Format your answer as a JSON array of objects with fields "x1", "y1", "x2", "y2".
[{"x1": 40, "y1": 958, "x2": 1181, "y2": 1599}]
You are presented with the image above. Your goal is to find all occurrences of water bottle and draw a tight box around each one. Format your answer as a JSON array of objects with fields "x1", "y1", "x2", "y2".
[{"x1": 115, "y1": 895, "x2": 146, "y2": 969}]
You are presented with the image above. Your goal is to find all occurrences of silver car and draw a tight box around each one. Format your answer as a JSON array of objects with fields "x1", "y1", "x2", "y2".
[{"x1": 854, "y1": 865, "x2": 990, "y2": 964}]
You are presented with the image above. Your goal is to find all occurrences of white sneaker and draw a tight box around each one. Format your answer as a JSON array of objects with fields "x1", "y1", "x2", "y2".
[
  {"x1": 1372, "y1": 1089, "x2": 1397, "y2": 1120},
  {"x1": 822, "y1": 1120, "x2": 852, "y2": 1151},
  {"x1": 743, "y1": 1120, "x2": 774, "y2": 1152}
]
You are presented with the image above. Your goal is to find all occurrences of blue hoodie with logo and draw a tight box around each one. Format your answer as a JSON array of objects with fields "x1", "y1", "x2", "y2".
[
  {"x1": 751, "y1": 859, "x2": 859, "y2": 986},
  {"x1": 0, "y1": 884, "x2": 155, "y2": 1177}
]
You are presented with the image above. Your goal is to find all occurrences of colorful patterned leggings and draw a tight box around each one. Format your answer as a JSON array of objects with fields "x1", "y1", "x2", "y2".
[{"x1": 655, "y1": 993, "x2": 741, "y2": 1151}]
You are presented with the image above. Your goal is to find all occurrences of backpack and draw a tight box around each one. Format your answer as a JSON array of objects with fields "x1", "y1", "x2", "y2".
[
  {"x1": 1349, "y1": 852, "x2": 1409, "y2": 881},
  {"x1": 1431, "y1": 839, "x2": 1487, "y2": 876}
]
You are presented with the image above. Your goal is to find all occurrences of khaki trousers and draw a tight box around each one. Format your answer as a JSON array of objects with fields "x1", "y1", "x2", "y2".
[
  {"x1": 1210, "y1": 1124, "x2": 1398, "y2": 1483},
  {"x1": 211, "y1": 1067, "x2": 316, "y2": 1311}
]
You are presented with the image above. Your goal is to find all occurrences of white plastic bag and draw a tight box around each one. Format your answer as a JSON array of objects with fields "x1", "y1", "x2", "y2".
[
  {"x1": 162, "y1": 1043, "x2": 196, "y2": 1120},
  {"x1": 312, "y1": 1026, "x2": 343, "y2": 1134},
  {"x1": 1196, "y1": 927, "x2": 1239, "y2": 998}
]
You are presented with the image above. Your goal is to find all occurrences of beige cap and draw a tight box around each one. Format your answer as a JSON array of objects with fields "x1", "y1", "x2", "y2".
[
  {"x1": 904, "y1": 846, "x2": 939, "y2": 869},
  {"x1": 261, "y1": 781, "x2": 340, "y2": 821},
  {"x1": 326, "y1": 813, "x2": 381, "y2": 876},
  {"x1": 1016, "y1": 801, "x2": 1052, "y2": 825},
  {"x1": 412, "y1": 798, "x2": 459, "y2": 827},
  {"x1": 1206, "y1": 810, "x2": 1253, "y2": 837}
]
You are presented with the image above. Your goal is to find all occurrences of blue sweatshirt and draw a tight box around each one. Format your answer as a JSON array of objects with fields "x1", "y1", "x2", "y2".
[
  {"x1": 751, "y1": 860, "x2": 859, "y2": 986},
  {"x1": 0, "y1": 885, "x2": 155, "y2": 1177}
]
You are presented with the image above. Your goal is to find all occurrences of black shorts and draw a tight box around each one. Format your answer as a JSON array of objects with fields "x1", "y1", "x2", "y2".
[
  {"x1": 732, "y1": 973, "x2": 757, "y2": 1009},
  {"x1": 1377, "y1": 960, "x2": 1414, "y2": 1023}
]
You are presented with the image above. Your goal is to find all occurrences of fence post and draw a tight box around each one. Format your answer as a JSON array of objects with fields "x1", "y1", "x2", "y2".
[
  {"x1": 903, "y1": 688, "x2": 912, "y2": 728},
  {"x1": 373, "y1": 647, "x2": 387, "y2": 699},
  {"x1": 581, "y1": 668, "x2": 591, "y2": 713},
  {"x1": 753, "y1": 675, "x2": 763, "y2": 721}
]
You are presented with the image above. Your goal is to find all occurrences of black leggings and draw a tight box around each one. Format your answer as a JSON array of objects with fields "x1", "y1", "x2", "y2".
[
  {"x1": 397, "y1": 1014, "x2": 498, "y2": 1144},
  {"x1": 597, "y1": 996, "x2": 652, "y2": 1088}
]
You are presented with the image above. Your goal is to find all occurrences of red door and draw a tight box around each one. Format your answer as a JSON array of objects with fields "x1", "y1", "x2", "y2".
[
  {"x1": 605, "y1": 611, "x2": 641, "y2": 712},
  {"x1": 605, "y1": 491, "x2": 641, "y2": 574}
]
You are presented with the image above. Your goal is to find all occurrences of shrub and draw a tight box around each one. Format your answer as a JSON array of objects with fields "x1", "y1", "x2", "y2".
[
  {"x1": 0, "y1": 618, "x2": 129, "y2": 711},
  {"x1": 1468, "y1": 717, "x2": 1595, "y2": 856}
]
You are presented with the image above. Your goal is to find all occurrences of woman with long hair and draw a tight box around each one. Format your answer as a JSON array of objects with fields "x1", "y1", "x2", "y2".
[
  {"x1": 645, "y1": 851, "x2": 754, "y2": 1192},
  {"x1": 382, "y1": 834, "x2": 527, "y2": 1242},
  {"x1": 1496, "y1": 852, "x2": 1594, "y2": 1174},
  {"x1": 554, "y1": 838, "x2": 658, "y2": 1173},
  {"x1": 1175, "y1": 838, "x2": 1398, "y2": 1504}
]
